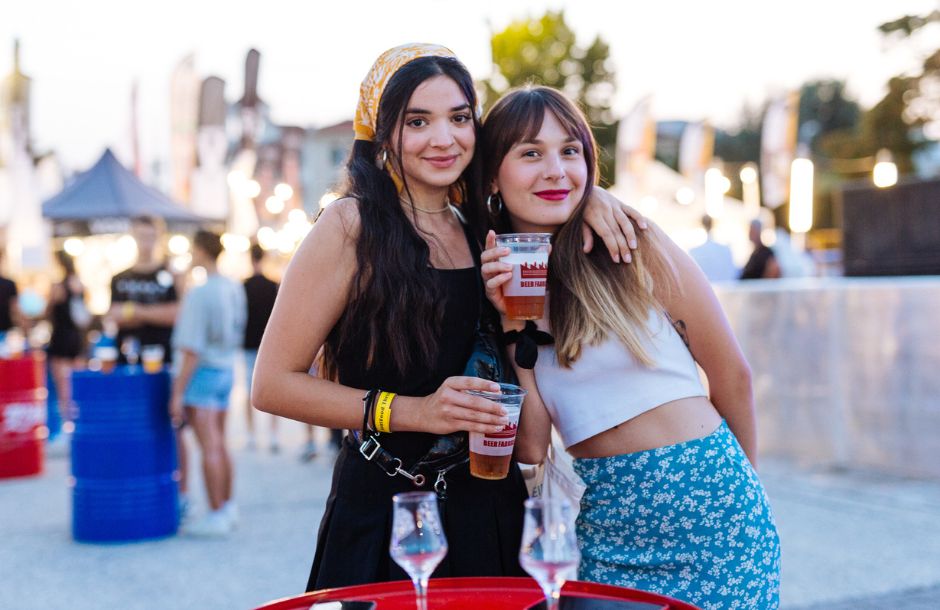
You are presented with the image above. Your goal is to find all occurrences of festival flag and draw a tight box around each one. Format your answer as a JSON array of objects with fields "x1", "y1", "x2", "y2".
[
  {"x1": 615, "y1": 95, "x2": 656, "y2": 195},
  {"x1": 678, "y1": 120, "x2": 715, "y2": 182},
  {"x1": 169, "y1": 54, "x2": 199, "y2": 204},
  {"x1": 130, "y1": 81, "x2": 141, "y2": 177},
  {"x1": 760, "y1": 92, "x2": 799, "y2": 209}
]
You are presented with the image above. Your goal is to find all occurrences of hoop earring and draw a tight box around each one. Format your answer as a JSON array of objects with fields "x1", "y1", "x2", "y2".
[
  {"x1": 376, "y1": 149, "x2": 388, "y2": 170},
  {"x1": 486, "y1": 192, "x2": 503, "y2": 215}
]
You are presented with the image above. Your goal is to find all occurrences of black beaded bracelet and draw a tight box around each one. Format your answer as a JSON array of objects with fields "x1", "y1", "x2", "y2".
[{"x1": 361, "y1": 389, "x2": 379, "y2": 435}]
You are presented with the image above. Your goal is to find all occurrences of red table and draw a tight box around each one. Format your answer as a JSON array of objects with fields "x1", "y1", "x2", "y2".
[{"x1": 255, "y1": 577, "x2": 701, "y2": 609}]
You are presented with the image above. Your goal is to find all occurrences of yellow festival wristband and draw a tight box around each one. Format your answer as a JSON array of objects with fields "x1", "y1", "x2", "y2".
[{"x1": 373, "y1": 391, "x2": 396, "y2": 434}]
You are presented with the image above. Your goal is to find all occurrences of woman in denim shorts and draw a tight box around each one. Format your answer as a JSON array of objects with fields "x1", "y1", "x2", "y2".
[{"x1": 170, "y1": 230, "x2": 246, "y2": 537}]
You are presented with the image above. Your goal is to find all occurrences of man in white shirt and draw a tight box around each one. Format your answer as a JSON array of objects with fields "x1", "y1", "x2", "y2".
[{"x1": 689, "y1": 215, "x2": 738, "y2": 282}]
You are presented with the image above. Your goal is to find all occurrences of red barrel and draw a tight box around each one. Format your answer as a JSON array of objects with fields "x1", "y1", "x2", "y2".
[{"x1": 0, "y1": 353, "x2": 48, "y2": 479}]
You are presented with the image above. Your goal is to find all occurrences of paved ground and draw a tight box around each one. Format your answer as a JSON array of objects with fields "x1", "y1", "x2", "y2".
[{"x1": 3, "y1": 383, "x2": 939, "y2": 609}]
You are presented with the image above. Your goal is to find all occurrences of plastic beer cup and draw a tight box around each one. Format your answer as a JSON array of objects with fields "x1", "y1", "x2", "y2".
[
  {"x1": 96, "y1": 346, "x2": 118, "y2": 373},
  {"x1": 466, "y1": 383, "x2": 527, "y2": 480},
  {"x1": 141, "y1": 345, "x2": 165, "y2": 374},
  {"x1": 496, "y1": 233, "x2": 551, "y2": 320}
]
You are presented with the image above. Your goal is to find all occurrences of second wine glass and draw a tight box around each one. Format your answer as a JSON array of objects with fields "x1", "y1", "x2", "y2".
[
  {"x1": 389, "y1": 491, "x2": 448, "y2": 610},
  {"x1": 519, "y1": 496, "x2": 580, "y2": 610}
]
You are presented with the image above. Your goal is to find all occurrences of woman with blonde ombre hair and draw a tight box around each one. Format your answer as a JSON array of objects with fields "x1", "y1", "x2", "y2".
[
  {"x1": 252, "y1": 45, "x2": 647, "y2": 591},
  {"x1": 480, "y1": 86, "x2": 781, "y2": 609}
]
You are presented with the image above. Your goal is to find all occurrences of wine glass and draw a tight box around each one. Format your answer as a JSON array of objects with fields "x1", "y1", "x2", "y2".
[
  {"x1": 390, "y1": 491, "x2": 448, "y2": 610},
  {"x1": 121, "y1": 336, "x2": 140, "y2": 367},
  {"x1": 519, "y1": 497, "x2": 580, "y2": 610}
]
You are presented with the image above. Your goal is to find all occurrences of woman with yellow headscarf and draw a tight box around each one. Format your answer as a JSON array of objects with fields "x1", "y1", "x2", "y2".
[{"x1": 252, "y1": 43, "x2": 644, "y2": 590}]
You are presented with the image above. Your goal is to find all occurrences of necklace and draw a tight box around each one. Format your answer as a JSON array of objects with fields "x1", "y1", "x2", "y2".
[{"x1": 400, "y1": 197, "x2": 452, "y2": 214}]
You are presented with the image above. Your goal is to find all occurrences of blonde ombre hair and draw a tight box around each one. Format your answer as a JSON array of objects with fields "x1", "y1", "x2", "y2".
[
  {"x1": 550, "y1": 220, "x2": 678, "y2": 367},
  {"x1": 482, "y1": 86, "x2": 678, "y2": 367}
]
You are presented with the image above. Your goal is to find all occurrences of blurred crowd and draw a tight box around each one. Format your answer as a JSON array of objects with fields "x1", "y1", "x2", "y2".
[{"x1": 0, "y1": 215, "x2": 340, "y2": 537}]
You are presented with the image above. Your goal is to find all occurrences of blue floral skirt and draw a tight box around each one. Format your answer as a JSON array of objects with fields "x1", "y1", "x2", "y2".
[{"x1": 572, "y1": 421, "x2": 781, "y2": 610}]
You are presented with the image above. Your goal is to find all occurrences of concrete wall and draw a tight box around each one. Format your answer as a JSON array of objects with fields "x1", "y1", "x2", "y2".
[{"x1": 715, "y1": 277, "x2": 940, "y2": 478}]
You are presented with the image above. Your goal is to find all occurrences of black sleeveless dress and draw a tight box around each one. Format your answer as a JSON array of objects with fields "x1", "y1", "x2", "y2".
[
  {"x1": 306, "y1": 226, "x2": 528, "y2": 591},
  {"x1": 47, "y1": 280, "x2": 84, "y2": 359}
]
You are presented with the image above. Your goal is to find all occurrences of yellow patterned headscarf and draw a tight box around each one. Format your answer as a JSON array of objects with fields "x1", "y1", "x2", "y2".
[
  {"x1": 353, "y1": 43, "x2": 480, "y2": 203},
  {"x1": 354, "y1": 43, "x2": 459, "y2": 142}
]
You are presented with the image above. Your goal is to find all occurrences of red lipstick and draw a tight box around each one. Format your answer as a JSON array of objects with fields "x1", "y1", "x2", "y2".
[{"x1": 534, "y1": 189, "x2": 570, "y2": 201}]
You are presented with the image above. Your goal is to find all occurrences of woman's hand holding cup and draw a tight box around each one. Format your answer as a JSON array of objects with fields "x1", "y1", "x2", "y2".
[
  {"x1": 481, "y1": 230, "x2": 513, "y2": 316},
  {"x1": 415, "y1": 376, "x2": 509, "y2": 435}
]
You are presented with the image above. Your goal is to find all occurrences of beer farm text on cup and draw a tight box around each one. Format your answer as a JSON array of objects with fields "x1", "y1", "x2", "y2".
[{"x1": 496, "y1": 234, "x2": 551, "y2": 321}]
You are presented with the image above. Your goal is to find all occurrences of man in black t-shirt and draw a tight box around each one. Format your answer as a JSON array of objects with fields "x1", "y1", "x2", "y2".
[
  {"x1": 243, "y1": 243, "x2": 279, "y2": 452},
  {"x1": 107, "y1": 217, "x2": 180, "y2": 364},
  {"x1": 107, "y1": 216, "x2": 189, "y2": 514}
]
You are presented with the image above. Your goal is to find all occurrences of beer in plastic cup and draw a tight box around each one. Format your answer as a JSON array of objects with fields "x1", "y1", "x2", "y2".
[
  {"x1": 466, "y1": 383, "x2": 526, "y2": 480},
  {"x1": 4, "y1": 329, "x2": 25, "y2": 359},
  {"x1": 141, "y1": 344, "x2": 165, "y2": 374},
  {"x1": 496, "y1": 233, "x2": 551, "y2": 320},
  {"x1": 96, "y1": 346, "x2": 118, "y2": 373}
]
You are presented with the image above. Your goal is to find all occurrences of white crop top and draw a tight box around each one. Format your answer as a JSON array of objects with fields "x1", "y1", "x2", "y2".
[{"x1": 533, "y1": 309, "x2": 707, "y2": 448}]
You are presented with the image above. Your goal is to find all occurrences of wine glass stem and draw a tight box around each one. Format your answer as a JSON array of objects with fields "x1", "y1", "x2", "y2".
[
  {"x1": 414, "y1": 576, "x2": 430, "y2": 610},
  {"x1": 544, "y1": 584, "x2": 561, "y2": 610}
]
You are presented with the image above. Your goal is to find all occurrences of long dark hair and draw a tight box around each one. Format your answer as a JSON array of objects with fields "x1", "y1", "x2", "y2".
[
  {"x1": 322, "y1": 56, "x2": 484, "y2": 379},
  {"x1": 55, "y1": 250, "x2": 76, "y2": 277},
  {"x1": 482, "y1": 87, "x2": 677, "y2": 367}
]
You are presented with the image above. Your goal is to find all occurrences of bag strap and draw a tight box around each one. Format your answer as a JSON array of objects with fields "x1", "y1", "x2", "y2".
[{"x1": 352, "y1": 390, "x2": 427, "y2": 487}]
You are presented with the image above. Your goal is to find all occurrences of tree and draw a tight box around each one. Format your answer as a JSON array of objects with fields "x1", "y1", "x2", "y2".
[
  {"x1": 714, "y1": 101, "x2": 764, "y2": 164},
  {"x1": 872, "y1": 11, "x2": 938, "y2": 172},
  {"x1": 878, "y1": 11, "x2": 940, "y2": 37},
  {"x1": 797, "y1": 80, "x2": 862, "y2": 154},
  {"x1": 482, "y1": 11, "x2": 618, "y2": 184},
  {"x1": 817, "y1": 76, "x2": 925, "y2": 174}
]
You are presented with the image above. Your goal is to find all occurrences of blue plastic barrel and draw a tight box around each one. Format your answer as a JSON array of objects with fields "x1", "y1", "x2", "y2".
[{"x1": 70, "y1": 367, "x2": 178, "y2": 542}]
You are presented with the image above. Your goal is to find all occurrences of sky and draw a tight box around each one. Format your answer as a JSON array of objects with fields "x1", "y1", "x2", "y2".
[{"x1": 3, "y1": 0, "x2": 939, "y2": 171}]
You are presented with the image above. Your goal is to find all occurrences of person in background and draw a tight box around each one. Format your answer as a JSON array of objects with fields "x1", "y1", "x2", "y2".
[
  {"x1": 171, "y1": 230, "x2": 246, "y2": 537},
  {"x1": 688, "y1": 214, "x2": 737, "y2": 282},
  {"x1": 298, "y1": 423, "x2": 345, "y2": 463},
  {"x1": 107, "y1": 216, "x2": 179, "y2": 364},
  {"x1": 740, "y1": 218, "x2": 781, "y2": 280},
  {"x1": 0, "y1": 247, "x2": 25, "y2": 347},
  {"x1": 107, "y1": 216, "x2": 188, "y2": 513},
  {"x1": 242, "y1": 242, "x2": 280, "y2": 453},
  {"x1": 46, "y1": 250, "x2": 87, "y2": 428},
  {"x1": 298, "y1": 357, "x2": 345, "y2": 462},
  {"x1": 771, "y1": 227, "x2": 817, "y2": 278},
  {"x1": 298, "y1": 425, "x2": 317, "y2": 462}
]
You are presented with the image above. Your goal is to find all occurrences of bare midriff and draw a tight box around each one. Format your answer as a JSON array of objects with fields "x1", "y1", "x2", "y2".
[{"x1": 566, "y1": 396, "x2": 722, "y2": 459}]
